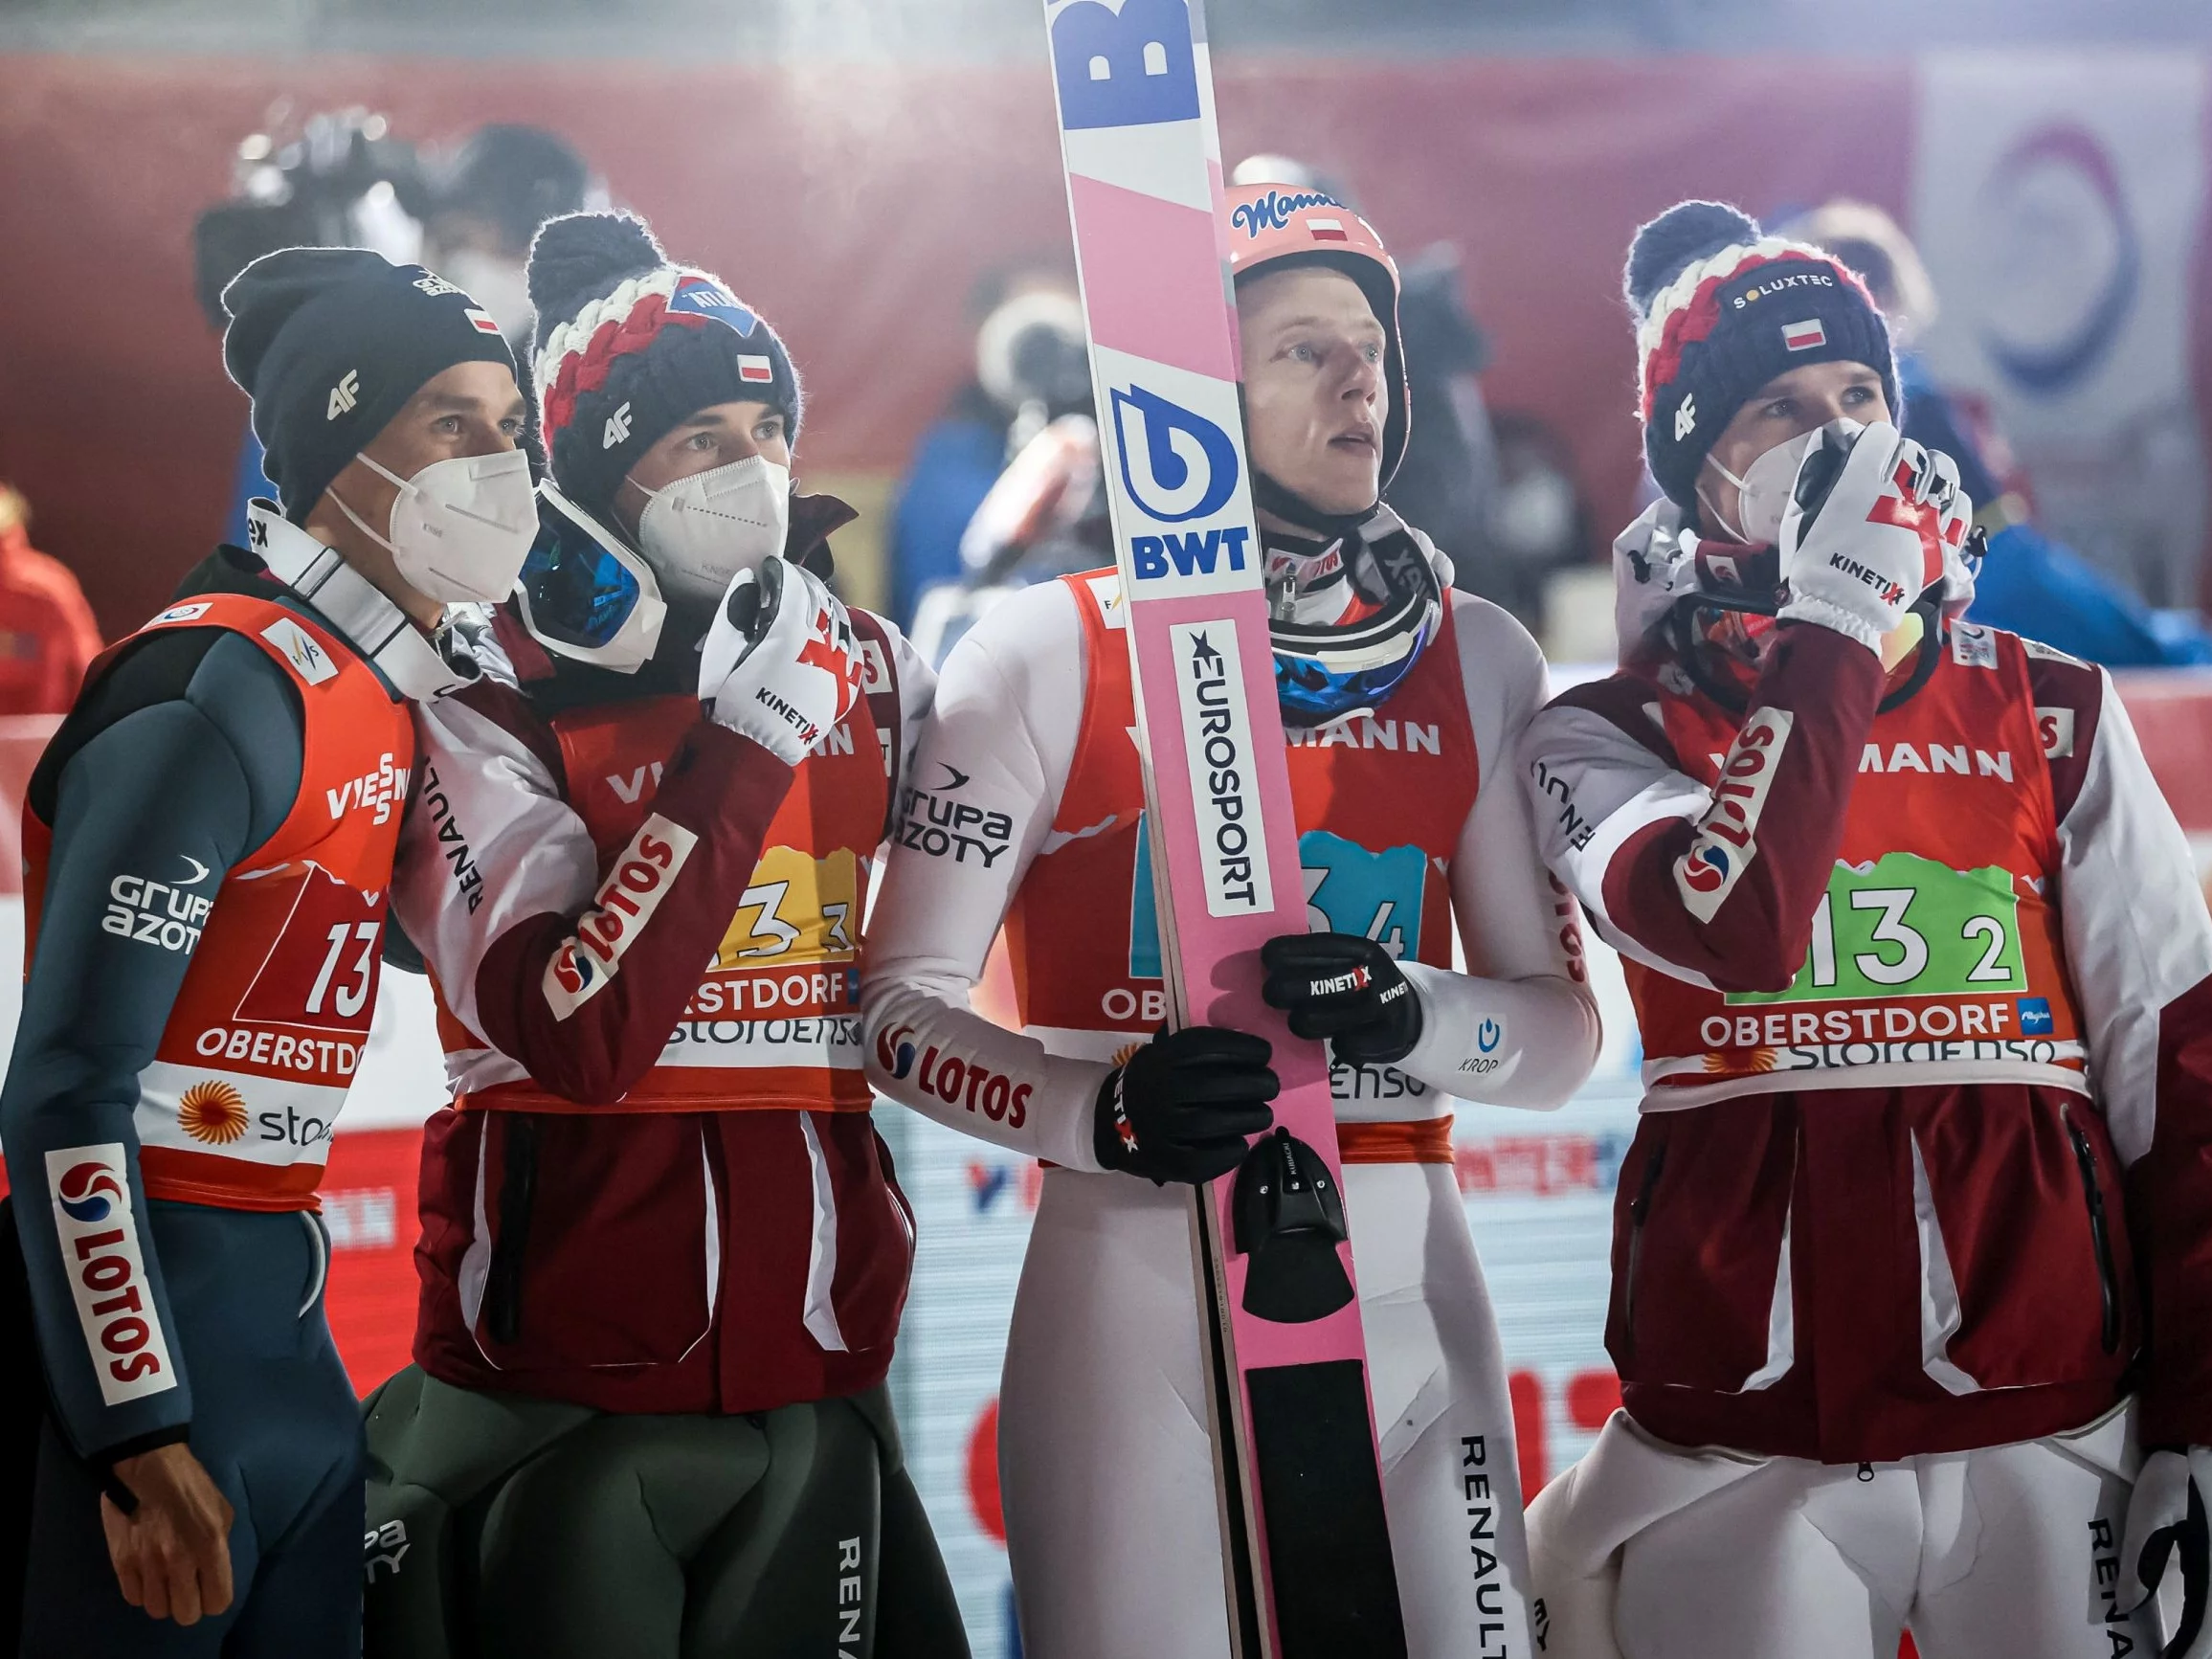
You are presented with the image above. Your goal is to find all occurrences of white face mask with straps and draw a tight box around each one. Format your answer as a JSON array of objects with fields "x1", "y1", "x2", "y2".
[
  {"x1": 1699, "y1": 419, "x2": 1864, "y2": 548},
  {"x1": 328, "y1": 447, "x2": 537, "y2": 605},
  {"x1": 631, "y1": 454, "x2": 792, "y2": 607}
]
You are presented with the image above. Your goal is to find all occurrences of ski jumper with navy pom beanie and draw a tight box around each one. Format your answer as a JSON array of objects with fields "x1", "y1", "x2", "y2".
[
  {"x1": 363, "y1": 213, "x2": 966, "y2": 1659},
  {"x1": 1515, "y1": 201, "x2": 2210, "y2": 1659}
]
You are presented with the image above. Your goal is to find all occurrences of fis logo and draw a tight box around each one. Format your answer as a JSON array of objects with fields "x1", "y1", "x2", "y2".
[
  {"x1": 46, "y1": 1147, "x2": 177, "y2": 1404},
  {"x1": 260, "y1": 617, "x2": 338, "y2": 686},
  {"x1": 603, "y1": 402, "x2": 633, "y2": 449},
  {"x1": 326, "y1": 370, "x2": 360, "y2": 420}
]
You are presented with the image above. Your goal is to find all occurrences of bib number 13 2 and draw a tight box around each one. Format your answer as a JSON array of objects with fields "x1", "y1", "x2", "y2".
[{"x1": 1731, "y1": 851, "x2": 2026, "y2": 1005}]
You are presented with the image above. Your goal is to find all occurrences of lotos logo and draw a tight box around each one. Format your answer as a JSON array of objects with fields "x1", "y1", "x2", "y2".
[
  {"x1": 57, "y1": 1161, "x2": 124, "y2": 1223},
  {"x1": 1111, "y1": 385, "x2": 1240, "y2": 525},
  {"x1": 1229, "y1": 189, "x2": 1345, "y2": 238},
  {"x1": 1673, "y1": 706, "x2": 1793, "y2": 923},
  {"x1": 543, "y1": 815, "x2": 699, "y2": 1019},
  {"x1": 875, "y1": 1021, "x2": 921, "y2": 1081},
  {"x1": 46, "y1": 1146, "x2": 176, "y2": 1404},
  {"x1": 876, "y1": 1026, "x2": 1032, "y2": 1128},
  {"x1": 1682, "y1": 844, "x2": 1731, "y2": 894}
]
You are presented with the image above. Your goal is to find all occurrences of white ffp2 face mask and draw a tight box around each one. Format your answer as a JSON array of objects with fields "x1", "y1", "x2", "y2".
[
  {"x1": 1703, "y1": 417, "x2": 1865, "y2": 548},
  {"x1": 633, "y1": 454, "x2": 792, "y2": 606},
  {"x1": 330, "y1": 447, "x2": 537, "y2": 605}
]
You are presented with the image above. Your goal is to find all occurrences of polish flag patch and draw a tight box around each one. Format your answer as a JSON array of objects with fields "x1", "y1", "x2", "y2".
[
  {"x1": 1307, "y1": 217, "x2": 1350, "y2": 242},
  {"x1": 464, "y1": 307, "x2": 503, "y2": 335},
  {"x1": 1782, "y1": 318, "x2": 1826, "y2": 351},
  {"x1": 737, "y1": 354, "x2": 775, "y2": 383}
]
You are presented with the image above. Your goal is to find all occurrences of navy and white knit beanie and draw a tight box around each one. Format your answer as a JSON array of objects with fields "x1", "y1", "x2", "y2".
[
  {"x1": 528, "y1": 213, "x2": 801, "y2": 525},
  {"x1": 1626, "y1": 200, "x2": 1899, "y2": 521}
]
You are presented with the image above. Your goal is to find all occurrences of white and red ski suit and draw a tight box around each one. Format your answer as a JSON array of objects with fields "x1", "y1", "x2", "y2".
[{"x1": 861, "y1": 560, "x2": 1600, "y2": 1659}]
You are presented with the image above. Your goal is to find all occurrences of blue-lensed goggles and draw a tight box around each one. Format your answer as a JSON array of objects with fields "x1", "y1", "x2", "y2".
[
  {"x1": 514, "y1": 484, "x2": 667, "y2": 671},
  {"x1": 1269, "y1": 531, "x2": 1442, "y2": 729}
]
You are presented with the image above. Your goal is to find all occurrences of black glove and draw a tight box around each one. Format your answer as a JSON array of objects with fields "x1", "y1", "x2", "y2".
[
  {"x1": 1260, "y1": 931, "x2": 1422, "y2": 1066},
  {"x1": 1094, "y1": 1026, "x2": 1278, "y2": 1185}
]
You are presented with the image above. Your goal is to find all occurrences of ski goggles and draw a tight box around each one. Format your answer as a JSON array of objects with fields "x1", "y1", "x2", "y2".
[
  {"x1": 513, "y1": 483, "x2": 667, "y2": 673},
  {"x1": 1270, "y1": 539, "x2": 1442, "y2": 729}
]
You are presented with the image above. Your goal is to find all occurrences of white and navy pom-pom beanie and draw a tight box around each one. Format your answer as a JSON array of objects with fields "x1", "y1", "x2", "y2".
[
  {"x1": 526, "y1": 213, "x2": 800, "y2": 526},
  {"x1": 1626, "y1": 200, "x2": 1899, "y2": 520}
]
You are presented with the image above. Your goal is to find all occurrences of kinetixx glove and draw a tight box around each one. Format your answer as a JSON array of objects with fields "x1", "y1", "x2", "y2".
[{"x1": 1094, "y1": 1026, "x2": 1277, "y2": 1186}]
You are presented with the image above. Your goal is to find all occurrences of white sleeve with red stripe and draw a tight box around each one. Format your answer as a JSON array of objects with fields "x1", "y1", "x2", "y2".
[
  {"x1": 1396, "y1": 593, "x2": 1601, "y2": 1109},
  {"x1": 861, "y1": 581, "x2": 1111, "y2": 1170}
]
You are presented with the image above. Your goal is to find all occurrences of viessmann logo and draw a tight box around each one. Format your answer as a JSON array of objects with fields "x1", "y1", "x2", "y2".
[{"x1": 46, "y1": 1147, "x2": 177, "y2": 1405}]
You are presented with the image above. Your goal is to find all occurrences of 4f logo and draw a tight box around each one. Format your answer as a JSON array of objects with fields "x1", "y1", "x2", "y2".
[
  {"x1": 603, "y1": 401, "x2": 634, "y2": 449},
  {"x1": 327, "y1": 370, "x2": 360, "y2": 420},
  {"x1": 1674, "y1": 394, "x2": 1696, "y2": 440}
]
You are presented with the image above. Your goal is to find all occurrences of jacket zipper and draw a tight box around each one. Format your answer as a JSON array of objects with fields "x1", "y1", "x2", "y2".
[
  {"x1": 2064, "y1": 1116, "x2": 2120, "y2": 1355},
  {"x1": 1622, "y1": 1140, "x2": 1667, "y2": 1362}
]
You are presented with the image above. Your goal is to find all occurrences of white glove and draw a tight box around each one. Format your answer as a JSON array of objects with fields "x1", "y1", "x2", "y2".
[
  {"x1": 1776, "y1": 420, "x2": 1971, "y2": 653},
  {"x1": 2121, "y1": 1446, "x2": 2212, "y2": 1654},
  {"x1": 697, "y1": 556, "x2": 863, "y2": 764}
]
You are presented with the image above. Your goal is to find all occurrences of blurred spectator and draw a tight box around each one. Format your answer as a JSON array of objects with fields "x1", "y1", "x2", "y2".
[
  {"x1": 887, "y1": 264, "x2": 1088, "y2": 628},
  {"x1": 413, "y1": 123, "x2": 602, "y2": 362},
  {"x1": 196, "y1": 116, "x2": 597, "y2": 544},
  {"x1": 0, "y1": 485, "x2": 102, "y2": 715},
  {"x1": 1787, "y1": 199, "x2": 2212, "y2": 666}
]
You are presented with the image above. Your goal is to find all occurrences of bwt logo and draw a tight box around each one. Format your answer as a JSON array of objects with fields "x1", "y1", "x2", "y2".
[{"x1": 1111, "y1": 385, "x2": 1253, "y2": 583}]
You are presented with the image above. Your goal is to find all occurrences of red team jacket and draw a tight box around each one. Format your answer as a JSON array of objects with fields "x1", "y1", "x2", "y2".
[
  {"x1": 1524, "y1": 620, "x2": 2212, "y2": 1462},
  {"x1": 396, "y1": 607, "x2": 919, "y2": 1416}
]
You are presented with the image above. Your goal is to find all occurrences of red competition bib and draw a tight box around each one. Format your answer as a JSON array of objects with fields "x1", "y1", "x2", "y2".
[
  {"x1": 996, "y1": 572, "x2": 1476, "y2": 1098},
  {"x1": 452, "y1": 618, "x2": 898, "y2": 1113},
  {"x1": 1624, "y1": 624, "x2": 2088, "y2": 1105},
  {"x1": 23, "y1": 594, "x2": 415, "y2": 1211}
]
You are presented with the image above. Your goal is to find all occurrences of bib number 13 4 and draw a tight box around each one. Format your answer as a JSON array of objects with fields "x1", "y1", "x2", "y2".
[{"x1": 1731, "y1": 851, "x2": 2027, "y2": 1005}]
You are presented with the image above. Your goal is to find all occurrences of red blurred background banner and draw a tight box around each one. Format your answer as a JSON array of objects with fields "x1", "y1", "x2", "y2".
[{"x1": 0, "y1": 52, "x2": 1939, "y2": 636}]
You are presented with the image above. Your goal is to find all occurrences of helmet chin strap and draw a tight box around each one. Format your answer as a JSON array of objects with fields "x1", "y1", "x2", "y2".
[{"x1": 1251, "y1": 468, "x2": 1379, "y2": 541}]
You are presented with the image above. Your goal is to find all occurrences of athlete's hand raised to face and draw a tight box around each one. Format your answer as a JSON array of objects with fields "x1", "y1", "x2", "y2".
[
  {"x1": 1094, "y1": 1026, "x2": 1278, "y2": 1185},
  {"x1": 101, "y1": 1442, "x2": 235, "y2": 1626},
  {"x1": 697, "y1": 555, "x2": 864, "y2": 764},
  {"x1": 1261, "y1": 931, "x2": 1423, "y2": 1066}
]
